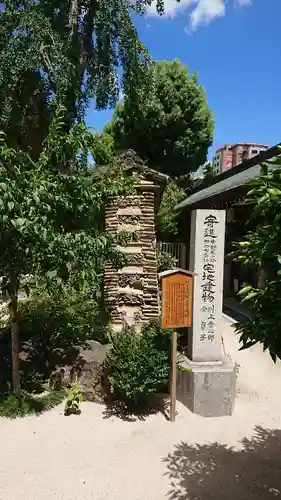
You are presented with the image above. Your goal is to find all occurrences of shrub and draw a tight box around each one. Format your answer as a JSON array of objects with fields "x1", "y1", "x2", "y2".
[
  {"x1": 104, "y1": 321, "x2": 171, "y2": 407},
  {"x1": 156, "y1": 250, "x2": 177, "y2": 273},
  {"x1": 0, "y1": 284, "x2": 110, "y2": 393},
  {"x1": 155, "y1": 183, "x2": 186, "y2": 240},
  {"x1": 0, "y1": 390, "x2": 65, "y2": 418},
  {"x1": 18, "y1": 285, "x2": 108, "y2": 346}
]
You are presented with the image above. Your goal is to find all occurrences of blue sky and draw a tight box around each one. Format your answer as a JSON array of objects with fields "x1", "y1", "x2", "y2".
[{"x1": 86, "y1": 0, "x2": 281, "y2": 158}]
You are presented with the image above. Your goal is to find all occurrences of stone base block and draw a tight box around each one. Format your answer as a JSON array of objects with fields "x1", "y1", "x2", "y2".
[{"x1": 177, "y1": 356, "x2": 236, "y2": 417}]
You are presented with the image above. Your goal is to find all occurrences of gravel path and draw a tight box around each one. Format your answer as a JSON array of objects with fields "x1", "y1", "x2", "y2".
[{"x1": 1, "y1": 316, "x2": 281, "y2": 500}]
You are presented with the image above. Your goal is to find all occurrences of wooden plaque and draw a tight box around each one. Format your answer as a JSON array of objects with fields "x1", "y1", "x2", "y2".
[{"x1": 161, "y1": 272, "x2": 193, "y2": 329}]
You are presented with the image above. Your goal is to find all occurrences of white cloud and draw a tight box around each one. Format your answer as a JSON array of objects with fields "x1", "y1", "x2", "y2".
[
  {"x1": 118, "y1": 89, "x2": 124, "y2": 102},
  {"x1": 190, "y1": 0, "x2": 225, "y2": 29},
  {"x1": 147, "y1": 0, "x2": 252, "y2": 29},
  {"x1": 147, "y1": 0, "x2": 193, "y2": 18}
]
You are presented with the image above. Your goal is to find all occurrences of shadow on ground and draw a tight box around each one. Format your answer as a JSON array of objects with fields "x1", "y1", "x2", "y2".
[
  {"x1": 164, "y1": 425, "x2": 281, "y2": 499},
  {"x1": 0, "y1": 329, "x2": 82, "y2": 394},
  {"x1": 103, "y1": 395, "x2": 170, "y2": 422}
]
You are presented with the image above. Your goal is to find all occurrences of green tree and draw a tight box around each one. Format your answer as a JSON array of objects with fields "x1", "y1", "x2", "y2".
[
  {"x1": 0, "y1": 70, "x2": 51, "y2": 159},
  {"x1": 155, "y1": 183, "x2": 186, "y2": 241},
  {"x1": 202, "y1": 161, "x2": 216, "y2": 179},
  {"x1": 91, "y1": 130, "x2": 116, "y2": 167},
  {"x1": 0, "y1": 0, "x2": 164, "y2": 155},
  {"x1": 103, "y1": 60, "x2": 214, "y2": 177},
  {"x1": 233, "y1": 155, "x2": 281, "y2": 361},
  {"x1": 0, "y1": 107, "x2": 133, "y2": 393}
]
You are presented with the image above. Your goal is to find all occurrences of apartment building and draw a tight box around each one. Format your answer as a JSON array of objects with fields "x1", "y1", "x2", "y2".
[{"x1": 212, "y1": 143, "x2": 269, "y2": 174}]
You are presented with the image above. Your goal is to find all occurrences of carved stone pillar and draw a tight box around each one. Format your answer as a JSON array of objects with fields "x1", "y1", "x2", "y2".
[{"x1": 104, "y1": 183, "x2": 160, "y2": 332}]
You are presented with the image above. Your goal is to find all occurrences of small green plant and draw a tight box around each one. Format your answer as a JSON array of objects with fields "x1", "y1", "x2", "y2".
[
  {"x1": 64, "y1": 380, "x2": 83, "y2": 416},
  {"x1": 0, "y1": 390, "x2": 65, "y2": 418},
  {"x1": 104, "y1": 321, "x2": 171, "y2": 407},
  {"x1": 177, "y1": 364, "x2": 192, "y2": 372},
  {"x1": 156, "y1": 250, "x2": 177, "y2": 273}
]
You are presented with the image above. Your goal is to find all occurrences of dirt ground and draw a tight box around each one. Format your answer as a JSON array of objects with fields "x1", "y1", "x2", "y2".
[{"x1": 1, "y1": 316, "x2": 281, "y2": 500}]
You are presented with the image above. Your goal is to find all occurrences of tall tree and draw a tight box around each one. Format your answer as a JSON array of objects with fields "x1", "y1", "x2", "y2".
[
  {"x1": 0, "y1": 106, "x2": 133, "y2": 392},
  {"x1": 0, "y1": 0, "x2": 164, "y2": 155},
  {"x1": 0, "y1": 69, "x2": 51, "y2": 159},
  {"x1": 101, "y1": 59, "x2": 214, "y2": 177},
  {"x1": 92, "y1": 129, "x2": 116, "y2": 166},
  {"x1": 155, "y1": 183, "x2": 186, "y2": 241}
]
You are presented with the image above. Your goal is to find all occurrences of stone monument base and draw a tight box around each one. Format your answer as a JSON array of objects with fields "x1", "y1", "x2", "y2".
[{"x1": 177, "y1": 356, "x2": 236, "y2": 417}]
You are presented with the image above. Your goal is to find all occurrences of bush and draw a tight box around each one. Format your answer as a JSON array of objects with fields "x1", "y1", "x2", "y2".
[
  {"x1": 104, "y1": 321, "x2": 171, "y2": 407},
  {"x1": 155, "y1": 183, "x2": 186, "y2": 240},
  {"x1": 18, "y1": 285, "x2": 108, "y2": 346},
  {"x1": 0, "y1": 285, "x2": 110, "y2": 393},
  {"x1": 156, "y1": 250, "x2": 177, "y2": 273},
  {"x1": 0, "y1": 390, "x2": 65, "y2": 418},
  {"x1": 19, "y1": 287, "x2": 108, "y2": 382}
]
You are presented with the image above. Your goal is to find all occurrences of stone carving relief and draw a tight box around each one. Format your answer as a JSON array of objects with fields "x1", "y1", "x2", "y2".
[
  {"x1": 118, "y1": 215, "x2": 141, "y2": 225},
  {"x1": 118, "y1": 274, "x2": 145, "y2": 289},
  {"x1": 118, "y1": 196, "x2": 143, "y2": 208},
  {"x1": 125, "y1": 253, "x2": 144, "y2": 265},
  {"x1": 117, "y1": 230, "x2": 141, "y2": 244},
  {"x1": 116, "y1": 293, "x2": 143, "y2": 306}
]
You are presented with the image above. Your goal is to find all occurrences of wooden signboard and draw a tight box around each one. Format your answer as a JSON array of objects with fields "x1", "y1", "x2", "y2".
[
  {"x1": 158, "y1": 268, "x2": 195, "y2": 422},
  {"x1": 161, "y1": 271, "x2": 193, "y2": 329}
]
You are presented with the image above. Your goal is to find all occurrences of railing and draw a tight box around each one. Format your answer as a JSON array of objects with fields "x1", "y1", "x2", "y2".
[{"x1": 157, "y1": 242, "x2": 187, "y2": 269}]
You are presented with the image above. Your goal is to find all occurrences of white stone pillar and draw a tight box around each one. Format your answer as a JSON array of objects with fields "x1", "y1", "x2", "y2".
[{"x1": 188, "y1": 209, "x2": 226, "y2": 362}]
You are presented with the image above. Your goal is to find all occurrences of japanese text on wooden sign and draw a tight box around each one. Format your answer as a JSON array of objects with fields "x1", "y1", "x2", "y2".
[{"x1": 162, "y1": 272, "x2": 193, "y2": 329}]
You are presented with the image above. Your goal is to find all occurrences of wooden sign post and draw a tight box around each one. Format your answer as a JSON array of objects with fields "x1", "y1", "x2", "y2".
[{"x1": 158, "y1": 268, "x2": 195, "y2": 422}]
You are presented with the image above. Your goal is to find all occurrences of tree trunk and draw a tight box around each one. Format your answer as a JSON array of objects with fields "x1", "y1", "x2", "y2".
[{"x1": 8, "y1": 284, "x2": 20, "y2": 393}]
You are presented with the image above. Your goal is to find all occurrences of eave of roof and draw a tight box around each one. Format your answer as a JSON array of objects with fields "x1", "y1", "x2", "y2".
[{"x1": 175, "y1": 143, "x2": 281, "y2": 211}]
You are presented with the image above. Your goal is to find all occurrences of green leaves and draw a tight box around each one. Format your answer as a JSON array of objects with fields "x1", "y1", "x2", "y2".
[
  {"x1": 238, "y1": 285, "x2": 252, "y2": 297},
  {"x1": 104, "y1": 321, "x2": 171, "y2": 406},
  {"x1": 99, "y1": 59, "x2": 213, "y2": 177},
  {"x1": 11, "y1": 218, "x2": 26, "y2": 229},
  {"x1": 234, "y1": 157, "x2": 281, "y2": 361},
  {"x1": 156, "y1": 250, "x2": 177, "y2": 273},
  {"x1": 155, "y1": 183, "x2": 186, "y2": 240},
  {"x1": 0, "y1": 109, "x2": 135, "y2": 294},
  {"x1": 46, "y1": 270, "x2": 58, "y2": 280},
  {"x1": 64, "y1": 381, "x2": 83, "y2": 416},
  {"x1": 0, "y1": 0, "x2": 166, "y2": 157}
]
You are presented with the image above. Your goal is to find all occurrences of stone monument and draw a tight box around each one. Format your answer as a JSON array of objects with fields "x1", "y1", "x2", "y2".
[
  {"x1": 177, "y1": 209, "x2": 236, "y2": 417},
  {"x1": 104, "y1": 150, "x2": 169, "y2": 332}
]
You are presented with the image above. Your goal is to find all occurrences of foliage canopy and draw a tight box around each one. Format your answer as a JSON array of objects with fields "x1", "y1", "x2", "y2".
[
  {"x1": 155, "y1": 183, "x2": 186, "y2": 241},
  {"x1": 0, "y1": 0, "x2": 165, "y2": 155},
  {"x1": 100, "y1": 60, "x2": 214, "y2": 177},
  {"x1": 234, "y1": 155, "x2": 281, "y2": 361}
]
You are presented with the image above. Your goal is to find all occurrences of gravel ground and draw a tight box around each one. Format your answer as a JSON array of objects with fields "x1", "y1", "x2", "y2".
[{"x1": 1, "y1": 316, "x2": 281, "y2": 500}]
